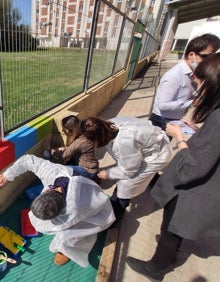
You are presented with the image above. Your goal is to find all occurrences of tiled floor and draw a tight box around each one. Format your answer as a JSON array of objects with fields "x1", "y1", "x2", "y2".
[{"x1": 96, "y1": 53, "x2": 220, "y2": 282}]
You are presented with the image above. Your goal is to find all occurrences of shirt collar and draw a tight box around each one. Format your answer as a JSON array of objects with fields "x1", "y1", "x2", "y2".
[
  {"x1": 181, "y1": 59, "x2": 193, "y2": 76},
  {"x1": 48, "y1": 177, "x2": 69, "y2": 198}
]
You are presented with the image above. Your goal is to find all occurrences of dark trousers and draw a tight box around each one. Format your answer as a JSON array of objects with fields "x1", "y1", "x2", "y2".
[
  {"x1": 148, "y1": 113, "x2": 174, "y2": 189},
  {"x1": 151, "y1": 196, "x2": 183, "y2": 269},
  {"x1": 149, "y1": 113, "x2": 174, "y2": 141},
  {"x1": 110, "y1": 187, "x2": 130, "y2": 219},
  {"x1": 70, "y1": 165, "x2": 96, "y2": 179},
  {"x1": 149, "y1": 113, "x2": 169, "y2": 131}
]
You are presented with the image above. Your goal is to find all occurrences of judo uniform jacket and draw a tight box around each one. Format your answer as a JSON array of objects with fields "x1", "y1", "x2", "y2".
[{"x1": 3, "y1": 154, "x2": 115, "y2": 267}]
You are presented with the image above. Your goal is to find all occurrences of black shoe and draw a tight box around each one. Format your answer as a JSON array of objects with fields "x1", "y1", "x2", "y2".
[
  {"x1": 126, "y1": 256, "x2": 164, "y2": 282},
  {"x1": 155, "y1": 234, "x2": 179, "y2": 264}
]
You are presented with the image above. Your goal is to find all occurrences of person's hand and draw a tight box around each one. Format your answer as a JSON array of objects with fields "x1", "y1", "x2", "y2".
[
  {"x1": 97, "y1": 170, "x2": 108, "y2": 180},
  {"x1": 166, "y1": 123, "x2": 183, "y2": 140},
  {"x1": 0, "y1": 174, "x2": 9, "y2": 187},
  {"x1": 51, "y1": 147, "x2": 65, "y2": 154}
]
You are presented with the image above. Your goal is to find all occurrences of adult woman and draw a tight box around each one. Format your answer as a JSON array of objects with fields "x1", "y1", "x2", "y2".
[
  {"x1": 126, "y1": 53, "x2": 220, "y2": 281},
  {"x1": 50, "y1": 115, "x2": 99, "y2": 180},
  {"x1": 83, "y1": 116, "x2": 172, "y2": 219}
]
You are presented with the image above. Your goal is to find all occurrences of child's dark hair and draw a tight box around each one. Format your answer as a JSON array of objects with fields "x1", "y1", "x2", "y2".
[{"x1": 82, "y1": 116, "x2": 119, "y2": 147}]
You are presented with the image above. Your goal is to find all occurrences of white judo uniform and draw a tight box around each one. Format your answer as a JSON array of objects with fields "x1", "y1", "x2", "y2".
[
  {"x1": 3, "y1": 154, "x2": 115, "y2": 267},
  {"x1": 106, "y1": 117, "x2": 173, "y2": 199}
]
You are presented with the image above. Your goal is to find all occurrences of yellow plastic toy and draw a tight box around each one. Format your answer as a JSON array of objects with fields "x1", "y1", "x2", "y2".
[{"x1": 0, "y1": 226, "x2": 26, "y2": 257}]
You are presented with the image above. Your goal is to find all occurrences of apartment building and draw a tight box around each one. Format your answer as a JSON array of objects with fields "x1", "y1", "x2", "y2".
[{"x1": 31, "y1": 0, "x2": 161, "y2": 48}]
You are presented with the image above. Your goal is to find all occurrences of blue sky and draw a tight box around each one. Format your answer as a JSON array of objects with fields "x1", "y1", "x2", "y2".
[
  {"x1": 13, "y1": 0, "x2": 32, "y2": 24},
  {"x1": 12, "y1": 0, "x2": 171, "y2": 25}
]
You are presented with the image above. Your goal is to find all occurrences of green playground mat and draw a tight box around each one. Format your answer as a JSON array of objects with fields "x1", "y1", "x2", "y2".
[{"x1": 0, "y1": 188, "x2": 106, "y2": 282}]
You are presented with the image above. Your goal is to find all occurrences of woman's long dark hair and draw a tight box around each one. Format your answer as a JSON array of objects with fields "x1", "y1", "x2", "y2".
[
  {"x1": 82, "y1": 116, "x2": 119, "y2": 147},
  {"x1": 192, "y1": 53, "x2": 220, "y2": 123}
]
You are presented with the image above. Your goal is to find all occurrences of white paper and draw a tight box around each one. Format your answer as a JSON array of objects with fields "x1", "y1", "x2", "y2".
[{"x1": 169, "y1": 120, "x2": 196, "y2": 135}]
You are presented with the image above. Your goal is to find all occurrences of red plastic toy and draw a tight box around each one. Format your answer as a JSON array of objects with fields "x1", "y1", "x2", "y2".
[{"x1": 20, "y1": 209, "x2": 38, "y2": 237}]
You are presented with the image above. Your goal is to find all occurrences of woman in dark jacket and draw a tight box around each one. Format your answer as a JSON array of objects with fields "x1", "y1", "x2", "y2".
[{"x1": 126, "y1": 52, "x2": 220, "y2": 281}]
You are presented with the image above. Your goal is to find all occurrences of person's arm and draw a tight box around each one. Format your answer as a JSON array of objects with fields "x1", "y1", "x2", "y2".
[
  {"x1": 51, "y1": 139, "x2": 81, "y2": 162},
  {"x1": 170, "y1": 111, "x2": 220, "y2": 186},
  {"x1": 0, "y1": 154, "x2": 46, "y2": 185},
  {"x1": 166, "y1": 123, "x2": 188, "y2": 151},
  {"x1": 156, "y1": 74, "x2": 192, "y2": 111},
  {"x1": 0, "y1": 154, "x2": 65, "y2": 188}
]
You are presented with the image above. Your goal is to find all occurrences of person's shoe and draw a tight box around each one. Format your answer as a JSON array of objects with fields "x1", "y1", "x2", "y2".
[
  {"x1": 126, "y1": 256, "x2": 164, "y2": 282},
  {"x1": 154, "y1": 234, "x2": 179, "y2": 264},
  {"x1": 54, "y1": 252, "x2": 70, "y2": 265}
]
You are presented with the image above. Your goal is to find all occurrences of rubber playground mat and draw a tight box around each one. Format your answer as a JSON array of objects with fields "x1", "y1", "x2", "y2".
[{"x1": 0, "y1": 185, "x2": 107, "y2": 282}]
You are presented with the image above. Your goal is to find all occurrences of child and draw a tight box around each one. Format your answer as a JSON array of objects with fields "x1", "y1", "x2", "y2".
[{"x1": 50, "y1": 115, "x2": 99, "y2": 181}]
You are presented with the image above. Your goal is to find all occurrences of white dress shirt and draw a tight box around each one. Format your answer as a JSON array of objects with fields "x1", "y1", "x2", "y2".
[{"x1": 152, "y1": 60, "x2": 194, "y2": 119}]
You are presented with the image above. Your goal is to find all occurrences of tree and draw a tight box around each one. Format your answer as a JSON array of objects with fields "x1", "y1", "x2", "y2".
[
  {"x1": 0, "y1": 0, "x2": 37, "y2": 51},
  {"x1": 0, "y1": 0, "x2": 21, "y2": 30}
]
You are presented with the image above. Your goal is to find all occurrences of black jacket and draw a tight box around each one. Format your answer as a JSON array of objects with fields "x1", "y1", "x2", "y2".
[{"x1": 151, "y1": 108, "x2": 220, "y2": 240}]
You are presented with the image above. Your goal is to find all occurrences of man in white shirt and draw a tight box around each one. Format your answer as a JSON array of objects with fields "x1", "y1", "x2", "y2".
[
  {"x1": 149, "y1": 33, "x2": 220, "y2": 131},
  {"x1": 148, "y1": 33, "x2": 220, "y2": 189}
]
